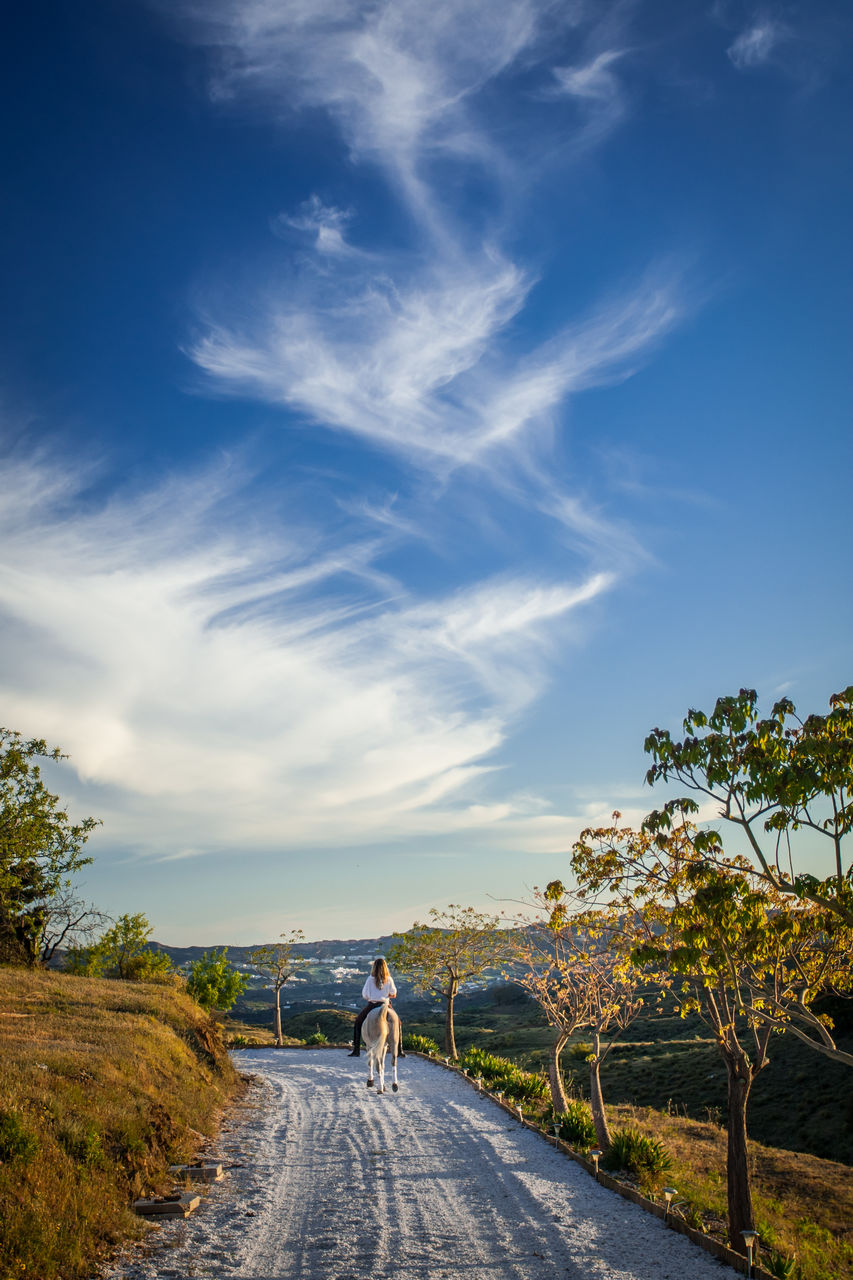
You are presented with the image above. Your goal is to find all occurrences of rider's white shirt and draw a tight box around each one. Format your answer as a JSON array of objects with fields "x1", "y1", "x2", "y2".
[{"x1": 362, "y1": 975, "x2": 397, "y2": 1002}]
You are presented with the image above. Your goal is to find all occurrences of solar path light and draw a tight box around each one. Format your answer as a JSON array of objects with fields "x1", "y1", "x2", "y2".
[
  {"x1": 590, "y1": 1148, "x2": 603, "y2": 1178},
  {"x1": 741, "y1": 1229, "x2": 759, "y2": 1278}
]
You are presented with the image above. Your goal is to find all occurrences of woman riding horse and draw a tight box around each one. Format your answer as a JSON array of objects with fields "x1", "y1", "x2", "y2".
[{"x1": 348, "y1": 957, "x2": 405, "y2": 1058}]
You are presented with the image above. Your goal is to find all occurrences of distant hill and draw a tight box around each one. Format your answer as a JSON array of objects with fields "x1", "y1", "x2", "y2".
[{"x1": 150, "y1": 936, "x2": 399, "y2": 966}]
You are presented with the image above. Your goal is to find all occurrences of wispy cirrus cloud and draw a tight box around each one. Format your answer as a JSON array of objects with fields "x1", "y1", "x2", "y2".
[
  {"x1": 727, "y1": 17, "x2": 790, "y2": 70},
  {"x1": 191, "y1": 257, "x2": 682, "y2": 484},
  {"x1": 176, "y1": 0, "x2": 683, "y2": 525},
  {"x1": 0, "y1": 449, "x2": 613, "y2": 856},
  {"x1": 272, "y1": 195, "x2": 358, "y2": 257},
  {"x1": 547, "y1": 46, "x2": 631, "y2": 153},
  {"x1": 180, "y1": 0, "x2": 546, "y2": 194}
]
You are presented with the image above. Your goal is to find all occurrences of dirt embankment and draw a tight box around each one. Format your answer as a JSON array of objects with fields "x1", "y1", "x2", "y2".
[{"x1": 0, "y1": 967, "x2": 242, "y2": 1280}]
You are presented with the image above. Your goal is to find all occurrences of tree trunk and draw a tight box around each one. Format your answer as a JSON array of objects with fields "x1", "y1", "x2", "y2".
[
  {"x1": 549, "y1": 1032, "x2": 569, "y2": 1113},
  {"x1": 444, "y1": 980, "x2": 458, "y2": 1058},
  {"x1": 589, "y1": 1032, "x2": 612, "y2": 1150},
  {"x1": 725, "y1": 1054, "x2": 755, "y2": 1247},
  {"x1": 274, "y1": 985, "x2": 283, "y2": 1047}
]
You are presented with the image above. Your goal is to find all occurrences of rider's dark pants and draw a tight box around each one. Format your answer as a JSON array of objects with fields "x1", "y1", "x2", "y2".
[
  {"x1": 352, "y1": 1001, "x2": 383, "y2": 1053},
  {"x1": 351, "y1": 1001, "x2": 403, "y2": 1054}
]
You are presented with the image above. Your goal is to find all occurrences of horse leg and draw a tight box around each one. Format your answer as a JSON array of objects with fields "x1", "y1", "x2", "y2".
[
  {"x1": 390, "y1": 1012, "x2": 400, "y2": 1091},
  {"x1": 377, "y1": 1043, "x2": 386, "y2": 1094}
]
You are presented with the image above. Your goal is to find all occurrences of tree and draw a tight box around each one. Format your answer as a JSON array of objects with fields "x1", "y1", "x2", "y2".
[
  {"x1": 389, "y1": 905, "x2": 505, "y2": 1058},
  {"x1": 250, "y1": 930, "x2": 307, "y2": 1045},
  {"x1": 571, "y1": 813, "x2": 803, "y2": 1246},
  {"x1": 37, "y1": 887, "x2": 108, "y2": 968},
  {"x1": 510, "y1": 887, "x2": 644, "y2": 1144},
  {"x1": 71, "y1": 913, "x2": 174, "y2": 981},
  {"x1": 644, "y1": 685, "x2": 853, "y2": 925},
  {"x1": 187, "y1": 949, "x2": 248, "y2": 1012},
  {"x1": 723, "y1": 897, "x2": 853, "y2": 1067},
  {"x1": 0, "y1": 728, "x2": 99, "y2": 965}
]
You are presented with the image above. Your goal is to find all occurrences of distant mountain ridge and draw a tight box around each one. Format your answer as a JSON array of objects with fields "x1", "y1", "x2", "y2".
[{"x1": 151, "y1": 936, "x2": 398, "y2": 966}]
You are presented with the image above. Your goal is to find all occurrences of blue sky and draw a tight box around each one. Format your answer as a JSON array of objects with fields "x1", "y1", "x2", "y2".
[{"x1": 1, "y1": 0, "x2": 851, "y2": 944}]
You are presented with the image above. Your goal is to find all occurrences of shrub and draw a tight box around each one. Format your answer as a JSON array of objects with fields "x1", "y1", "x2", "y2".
[
  {"x1": 459, "y1": 1047, "x2": 549, "y2": 1102},
  {"x1": 765, "y1": 1252, "x2": 797, "y2": 1280},
  {"x1": 0, "y1": 1110, "x2": 39, "y2": 1165},
  {"x1": 404, "y1": 1033, "x2": 441, "y2": 1055},
  {"x1": 569, "y1": 1041, "x2": 593, "y2": 1060},
  {"x1": 555, "y1": 1100, "x2": 596, "y2": 1149},
  {"x1": 306, "y1": 1029, "x2": 329, "y2": 1045},
  {"x1": 186, "y1": 949, "x2": 248, "y2": 1012},
  {"x1": 603, "y1": 1127, "x2": 673, "y2": 1183},
  {"x1": 57, "y1": 1119, "x2": 103, "y2": 1168}
]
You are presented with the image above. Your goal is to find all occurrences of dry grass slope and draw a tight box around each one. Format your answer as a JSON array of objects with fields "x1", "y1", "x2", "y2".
[
  {"x1": 0, "y1": 967, "x2": 243, "y2": 1280},
  {"x1": 606, "y1": 1104, "x2": 853, "y2": 1280}
]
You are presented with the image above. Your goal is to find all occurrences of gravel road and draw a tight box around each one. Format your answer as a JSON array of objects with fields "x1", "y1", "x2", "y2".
[{"x1": 103, "y1": 1048, "x2": 740, "y2": 1280}]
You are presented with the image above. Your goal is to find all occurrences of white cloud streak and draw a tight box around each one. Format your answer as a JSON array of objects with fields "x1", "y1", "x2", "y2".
[
  {"x1": 727, "y1": 19, "x2": 789, "y2": 70},
  {"x1": 0, "y1": 451, "x2": 612, "y2": 856},
  {"x1": 272, "y1": 195, "x2": 358, "y2": 256},
  {"x1": 177, "y1": 0, "x2": 682, "y2": 503}
]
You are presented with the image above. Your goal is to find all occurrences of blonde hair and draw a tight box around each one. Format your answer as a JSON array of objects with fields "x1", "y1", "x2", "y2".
[{"x1": 371, "y1": 956, "x2": 390, "y2": 986}]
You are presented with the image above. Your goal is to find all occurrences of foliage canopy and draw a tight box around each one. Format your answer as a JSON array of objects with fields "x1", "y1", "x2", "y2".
[
  {"x1": 0, "y1": 728, "x2": 99, "y2": 966},
  {"x1": 644, "y1": 685, "x2": 853, "y2": 924}
]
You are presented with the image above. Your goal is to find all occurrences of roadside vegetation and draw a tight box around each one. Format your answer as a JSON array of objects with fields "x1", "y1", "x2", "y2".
[{"x1": 0, "y1": 967, "x2": 243, "y2": 1280}]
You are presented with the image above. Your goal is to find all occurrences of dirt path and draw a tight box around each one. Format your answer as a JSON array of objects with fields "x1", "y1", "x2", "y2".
[{"x1": 104, "y1": 1048, "x2": 740, "y2": 1280}]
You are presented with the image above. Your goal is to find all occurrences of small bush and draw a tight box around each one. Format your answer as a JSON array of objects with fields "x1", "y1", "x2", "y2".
[
  {"x1": 0, "y1": 1110, "x2": 39, "y2": 1165},
  {"x1": 306, "y1": 1029, "x2": 329, "y2": 1045},
  {"x1": 405, "y1": 1033, "x2": 441, "y2": 1055},
  {"x1": 765, "y1": 1252, "x2": 797, "y2": 1280},
  {"x1": 555, "y1": 1100, "x2": 596, "y2": 1149},
  {"x1": 57, "y1": 1119, "x2": 103, "y2": 1168},
  {"x1": 569, "y1": 1041, "x2": 593, "y2": 1061},
  {"x1": 459, "y1": 1047, "x2": 549, "y2": 1102},
  {"x1": 603, "y1": 1127, "x2": 673, "y2": 1182}
]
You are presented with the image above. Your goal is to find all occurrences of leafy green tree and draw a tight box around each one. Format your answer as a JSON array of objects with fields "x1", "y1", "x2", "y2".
[
  {"x1": 0, "y1": 728, "x2": 99, "y2": 965},
  {"x1": 644, "y1": 685, "x2": 853, "y2": 924},
  {"x1": 64, "y1": 941, "x2": 107, "y2": 977},
  {"x1": 68, "y1": 913, "x2": 174, "y2": 981},
  {"x1": 510, "y1": 888, "x2": 644, "y2": 1141},
  {"x1": 389, "y1": 905, "x2": 505, "y2": 1058},
  {"x1": 187, "y1": 948, "x2": 248, "y2": 1012},
  {"x1": 94, "y1": 913, "x2": 173, "y2": 980},
  {"x1": 250, "y1": 930, "x2": 307, "y2": 1045}
]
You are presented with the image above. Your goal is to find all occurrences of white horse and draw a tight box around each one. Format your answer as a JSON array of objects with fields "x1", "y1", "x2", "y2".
[{"x1": 363, "y1": 1000, "x2": 400, "y2": 1095}]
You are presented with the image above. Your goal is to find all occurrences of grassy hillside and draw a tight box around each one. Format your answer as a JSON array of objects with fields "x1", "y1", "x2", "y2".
[{"x1": 0, "y1": 967, "x2": 243, "y2": 1280}]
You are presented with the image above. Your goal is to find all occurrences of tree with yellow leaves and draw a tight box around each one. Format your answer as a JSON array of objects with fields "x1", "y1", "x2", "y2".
[{"x1": 509, "y1": 885, "x2": 644, "y2": 1145}]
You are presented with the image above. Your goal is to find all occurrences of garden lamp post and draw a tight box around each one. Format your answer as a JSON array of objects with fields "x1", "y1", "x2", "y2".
[
  {"x1": 741, "y1": 1229, "x2": 759, "y2": 1278},
  {"x1": 590, "y1": 1148, "x2": 603, "y2": 1179},
  {"x1": 662, "y1": 1187, "x2": 677, "y2": 1222}
]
